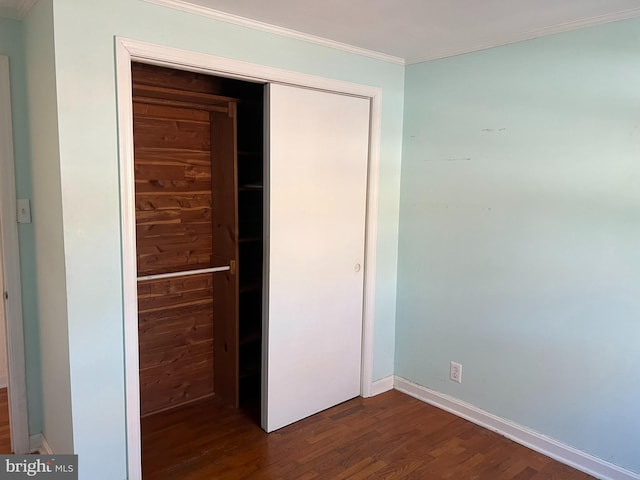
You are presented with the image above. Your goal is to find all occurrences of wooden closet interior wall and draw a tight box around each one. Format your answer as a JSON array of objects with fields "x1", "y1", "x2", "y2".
[{"x1": 131, "y1": 63, "x2": 264, "y2": 420}]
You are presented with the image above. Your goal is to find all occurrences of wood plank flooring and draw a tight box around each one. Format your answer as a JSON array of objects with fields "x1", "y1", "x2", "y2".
[
  {"x1": 142, "y1": 390, "x2": 595, "y2": 479},
  {"x1": 0, "y1": 388, "x2": 11, "y2": 453}
]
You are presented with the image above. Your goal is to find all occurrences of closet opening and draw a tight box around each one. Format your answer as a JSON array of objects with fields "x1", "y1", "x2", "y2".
[{"x1": 131, "y1": 62, "x2": 265, "y2": 475}]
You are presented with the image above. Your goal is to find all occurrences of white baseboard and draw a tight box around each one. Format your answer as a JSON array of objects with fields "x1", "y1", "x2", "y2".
[
  {"x1": 0, "y1": 375, "x2": 6, "y2": 389},
  {"x1": 394, "y1": 376, "x2": 639, "y2": 480},
  {"x1": 368, "y1": 375, "x2": 394, "y2": 397},
  {"x1": 29, "y1": 433, "x2": 53, "y2": 454}
]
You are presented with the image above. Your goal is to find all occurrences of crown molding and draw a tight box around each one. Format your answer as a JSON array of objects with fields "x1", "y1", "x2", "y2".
[
  {"x1": 143, "y1": 0, "x2": 405, "y2": 65},
  {"x1": 406, "y1": 6, "x2": 640, "y2": 65},
  {"x1": 8, "y1": 0, "x2": 635, "y2": 64}
]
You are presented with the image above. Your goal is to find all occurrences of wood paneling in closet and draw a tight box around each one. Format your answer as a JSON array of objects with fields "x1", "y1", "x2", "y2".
[
  {"x1": 137, "y1": 274, "x2": 214, "y2": 416},
  {"x1": 134, "y1": 102, "x2": 214, "y2": 276},
  {"x1": 133, "y1": 67, "x2": 226, "y2": 416},
  {"x1": 133, "y1": 62, "x2": 251, "y2": 417}
]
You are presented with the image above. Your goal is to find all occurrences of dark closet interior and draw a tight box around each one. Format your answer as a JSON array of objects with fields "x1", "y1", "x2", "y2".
[{"x1": 132, "y1": 62, "x2": 265, "y2": 428}]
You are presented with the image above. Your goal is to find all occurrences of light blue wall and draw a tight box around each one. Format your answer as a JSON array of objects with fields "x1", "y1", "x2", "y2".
[
  {"x1": 396, "y1": 18, "x2": 640, "y2": 474},
  {"x1": 23, "y1": 0, "x2": 73, "y2": 453},
  {"x1": 27, "y1": 0, "x2": 639, "y2": 476},
  {"x1": 0, "y1": 17, "x2": 42, "y2": 435},
  {"x1": 47, "y1": 0, "x2": 404, "y2": 477}
]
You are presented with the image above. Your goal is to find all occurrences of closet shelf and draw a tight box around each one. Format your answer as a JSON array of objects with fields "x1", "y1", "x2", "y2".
[
  {"x1": 236, "y1": 83, "x2": 264, "y2": 410},
  {"x1": 239, "y1": 236, "x2": 262, "y2": 244},
  {"x1": 238, "y1": 150, "x2": 262, "y2": 158},
  {"x1": 239, "y1": 364, "x2": 261, "y2": 381},
  {"x1": 239, "y1": 281, "x2": 261, "y2": 294},
  {"x1": 239, "y1": 331, "x2": 261, "y2": 347},
  {"x1": 238, "y1": 184, "x2": 263, "y2": 192}
]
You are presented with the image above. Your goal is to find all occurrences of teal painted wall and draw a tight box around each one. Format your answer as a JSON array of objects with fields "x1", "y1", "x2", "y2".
[
  {"x1": 23, "y1": 1, "x2": 73, "y2": 453},
  {"x1": 46, "y1": 0, "x2": 404, "y2": 477},
  {"x1": 0, "y1": 17, "x2": 42, "y2": 435},
  {"x1": 396, "y1": 18, "x2": 640, "y2": 474},
  {"x1": 21, "y1": 0, "x2": 638, "y2": 476}
]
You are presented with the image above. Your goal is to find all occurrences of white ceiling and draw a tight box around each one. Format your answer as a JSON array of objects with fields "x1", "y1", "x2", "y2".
[
  {"x1": 152, "y1": 0, "x2": 640, "y2": 64},
  {"x1": 3, "y1": 0, "x2": 640, "y2": 63}
]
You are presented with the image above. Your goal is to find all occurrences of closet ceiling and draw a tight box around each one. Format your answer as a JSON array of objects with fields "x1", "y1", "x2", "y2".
[{"x1": 2, "y1": 0, "x2": 640, "y2": 62}]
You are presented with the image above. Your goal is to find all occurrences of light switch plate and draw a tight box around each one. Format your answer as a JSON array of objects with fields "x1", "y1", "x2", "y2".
[{"x1": 17, "y1": 199, "x2": 31, "y2": 224}]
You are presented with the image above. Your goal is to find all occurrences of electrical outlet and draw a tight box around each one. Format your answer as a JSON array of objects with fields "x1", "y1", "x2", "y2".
[{"x1": 450, "y1": 361, "x2": 462, "y2": 384}]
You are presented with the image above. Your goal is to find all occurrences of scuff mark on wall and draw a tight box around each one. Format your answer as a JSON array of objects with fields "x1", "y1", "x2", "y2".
[{"x1": 424, "y1": 157, "x2": 472, "y2": 162}]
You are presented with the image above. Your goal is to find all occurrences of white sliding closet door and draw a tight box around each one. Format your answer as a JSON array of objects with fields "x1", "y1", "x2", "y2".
[{"x1": 263, "y1": 84, "x2": 370, "y2": 432}]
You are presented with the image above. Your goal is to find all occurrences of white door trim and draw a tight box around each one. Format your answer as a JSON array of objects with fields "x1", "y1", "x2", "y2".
[
  {"x1": 115, "y1": 37, "x2": 381, "y2": 480},
  {"x1": 0, "y1": 55, "x2": 30, "y2": 454}
]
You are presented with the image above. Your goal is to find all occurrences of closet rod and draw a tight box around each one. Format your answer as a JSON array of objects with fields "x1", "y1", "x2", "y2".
[{"x1": 137, "y1": 266, "x2": 231, "y2": 282}]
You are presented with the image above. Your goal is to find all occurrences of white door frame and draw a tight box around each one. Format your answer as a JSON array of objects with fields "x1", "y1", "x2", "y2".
[
  {"x1": 115, "y1": 37, "x2": 381, "y2": 480},
  {"x1": 0, "y1": 55, "x2": 30, "y2": 454}
]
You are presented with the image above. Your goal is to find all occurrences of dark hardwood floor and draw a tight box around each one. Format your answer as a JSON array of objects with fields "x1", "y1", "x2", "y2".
[
  {"x1": 0, "y1": 387, "x2": 11, "y2": 454},
  {"x1": 142, "y1": 390, "x2": 594, "y2": 479}
]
